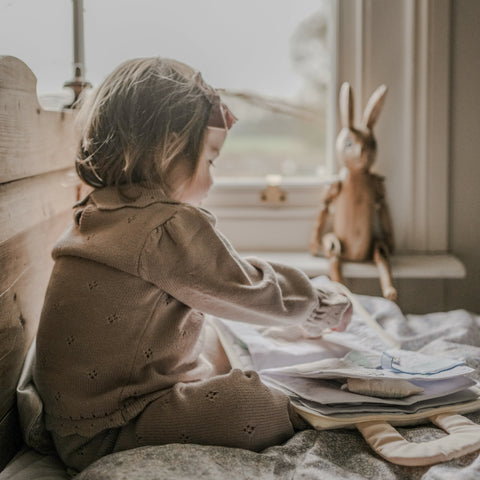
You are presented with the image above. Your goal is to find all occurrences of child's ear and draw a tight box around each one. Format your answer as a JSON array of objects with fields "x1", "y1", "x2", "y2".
[
  {"x1": 362, "y1": 84, "x2": 388, "y2": 130},
  {"x1": 339, "y1": 82, "x2": 354, "y2": 129}
]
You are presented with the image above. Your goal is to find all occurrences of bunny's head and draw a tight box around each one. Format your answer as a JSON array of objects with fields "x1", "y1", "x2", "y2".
[{"x1": 336, "y1": 82, "x2": 387, "y2": 174}]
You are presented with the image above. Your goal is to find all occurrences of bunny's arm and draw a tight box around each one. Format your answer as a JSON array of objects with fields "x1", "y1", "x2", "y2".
[
  {"x1": 309, "y1": 181, "x2": 342, "y2": 255},
  {"x1": 373, "y1": 175, "x2": 395, "y2": 254}
]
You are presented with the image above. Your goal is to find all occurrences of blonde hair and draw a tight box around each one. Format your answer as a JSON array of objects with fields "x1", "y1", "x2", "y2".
[{"x1": 75, "y1": 57, "x2": 219, "y2": 195}]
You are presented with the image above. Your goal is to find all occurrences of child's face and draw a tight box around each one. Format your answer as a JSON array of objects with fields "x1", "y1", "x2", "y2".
[
  {"x1": 175, "y1": 102, "x2": 236, "y2": 205},
  {"x1": 177, "y1": 127, "x2": 226, "y2": 206}
]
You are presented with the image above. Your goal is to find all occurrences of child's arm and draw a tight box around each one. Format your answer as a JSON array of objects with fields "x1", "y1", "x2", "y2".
[{"x1": 139, "y1": 205, "x2": 351, "y2": 334}]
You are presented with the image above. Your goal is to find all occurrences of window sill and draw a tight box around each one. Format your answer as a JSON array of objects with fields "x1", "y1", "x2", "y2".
[{"x1": 239, "y1": 252, "x2": 466, "y2": 279}]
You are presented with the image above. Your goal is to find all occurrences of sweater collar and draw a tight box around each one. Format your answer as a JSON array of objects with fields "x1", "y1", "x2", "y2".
[{"x1": 76, "y1": 184, "x2": 180, "y2": 211}]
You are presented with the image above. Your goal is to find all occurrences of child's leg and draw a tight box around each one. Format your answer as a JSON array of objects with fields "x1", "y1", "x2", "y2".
[
  {"x1": 114, "y1": 369, "x2": 303, "y2": 454},
  {"x1": 52, "y1": 369, "x2": 306, "y2": 471}
]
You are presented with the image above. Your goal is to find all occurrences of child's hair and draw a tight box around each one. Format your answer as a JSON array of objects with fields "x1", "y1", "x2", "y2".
[{"x1": 75, "y1": 57, "x2": 219, "y2": 195}]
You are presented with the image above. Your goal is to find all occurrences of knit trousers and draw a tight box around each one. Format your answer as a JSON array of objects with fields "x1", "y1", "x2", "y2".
[{"x1": 53, "y1": 369, "x2": 307, "y2": 472}]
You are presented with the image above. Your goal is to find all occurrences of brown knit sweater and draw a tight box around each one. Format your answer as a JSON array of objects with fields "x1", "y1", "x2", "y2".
[{"x1": 34, "y1": 185, "x2": 350, "y2": 438}]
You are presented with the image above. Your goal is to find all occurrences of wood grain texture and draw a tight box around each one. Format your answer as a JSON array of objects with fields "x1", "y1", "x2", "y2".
[
  {"x1": 0, "y1": 212, "x2": 72, "y2": 468},
  {"x1": 0, "y1": 56, "x2": 80, "y2": 467},
  {"x1": 0, "y1": 56, "x2": 79, "y2": 183},
  {"x1": 0, "y1": 213, "x2": 72, "y2": 419},
  {"x1": 0, "y1": 192, "x2": 74, "y2": 300},
  {"x1": 0, "y1": 169, "x2": 77, "y2": 242}
]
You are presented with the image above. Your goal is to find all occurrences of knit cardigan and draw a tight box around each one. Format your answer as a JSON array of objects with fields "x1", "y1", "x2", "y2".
[{"x1": 34, "y1": 185, "x2": 350, "y2": 438}]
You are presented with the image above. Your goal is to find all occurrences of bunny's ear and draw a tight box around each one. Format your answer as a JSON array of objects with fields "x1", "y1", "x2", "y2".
[
  {"x1": 362, "y1": 84, "x2": 387, "y2": 129},
  {"x1": 339, "y1": 82, "x2": 354, "y2": 128}
]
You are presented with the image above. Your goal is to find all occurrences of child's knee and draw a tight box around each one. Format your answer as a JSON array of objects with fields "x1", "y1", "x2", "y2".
[
  {"x1": 228, "y1": 369, "x2": 287, "y2": 404},
  {"x1": 228, "y1": 368, "x2": 262, "y2": 386},
  {"x1": 211, "y1": 369, "x2": 297, "y2": 449}
]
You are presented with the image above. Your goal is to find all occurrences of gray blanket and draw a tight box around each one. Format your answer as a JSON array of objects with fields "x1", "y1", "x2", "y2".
[{"x1": 74, "y1": 414, "x2": 480, "y2": 480}]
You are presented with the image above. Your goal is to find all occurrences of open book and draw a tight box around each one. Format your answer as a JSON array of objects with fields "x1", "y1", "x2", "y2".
[{"x1": 208, "y1": 281, "x2": 480, "y2": 422}]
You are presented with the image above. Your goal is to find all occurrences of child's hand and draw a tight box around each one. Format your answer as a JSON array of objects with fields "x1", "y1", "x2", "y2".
[
  {"x1": 303, "y1": 287, "x2": 353, "y2": 338},
  {"x1": 331, "y1": 300, "x2": 353, "y2": 332},
  {"x1": 260, "y1": 286, "x2": 352, "y2": 341}
]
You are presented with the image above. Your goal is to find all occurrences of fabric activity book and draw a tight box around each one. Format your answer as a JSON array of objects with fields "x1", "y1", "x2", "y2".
[{"x1": 209, "y1": 278, "x2": 480, "y2": 466}]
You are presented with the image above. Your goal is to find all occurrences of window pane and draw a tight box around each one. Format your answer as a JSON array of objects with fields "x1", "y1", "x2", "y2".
[
  {"x1": 215, "y1": 2, "x2": 332, "y2": 180},
  {"x1": 83, "y1": 0, "x2": 332, "y2": 180}
]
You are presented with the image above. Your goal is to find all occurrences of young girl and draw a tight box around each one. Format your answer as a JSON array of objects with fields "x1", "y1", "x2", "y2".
[{"x1": 34, "y1": 57, "x2": 352, "y2": 471}]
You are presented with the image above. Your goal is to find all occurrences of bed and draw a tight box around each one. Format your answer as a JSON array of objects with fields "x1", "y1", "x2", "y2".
[{"x1": 1, "y1": 56, "x2": 479, "y2": 480}]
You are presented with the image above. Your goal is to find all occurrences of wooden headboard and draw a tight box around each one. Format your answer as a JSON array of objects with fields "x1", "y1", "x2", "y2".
[{"x1": 0, "y1": 56, "x2": 79, "y2": 469}]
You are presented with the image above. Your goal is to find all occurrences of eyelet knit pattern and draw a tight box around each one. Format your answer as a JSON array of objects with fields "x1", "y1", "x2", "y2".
[
  {"x1": 34, "y1": 185, "x2": 349, "y2": 469},
  {"x1": 55, "y1": 369, "x2": 299, "y2": 472}
]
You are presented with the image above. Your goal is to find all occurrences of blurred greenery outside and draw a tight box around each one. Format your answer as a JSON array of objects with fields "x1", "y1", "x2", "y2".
[
  {"x1": 216, "y1": 5, "x2": 331, "y2": 181},
  {"x1": 215, "y1": 103, "x2": 328, "y2": 179}
]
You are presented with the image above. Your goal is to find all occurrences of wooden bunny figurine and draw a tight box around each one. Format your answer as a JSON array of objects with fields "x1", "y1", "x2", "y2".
[{"x1": 309, "y1": 82, "x2": 397, "y2": 301}]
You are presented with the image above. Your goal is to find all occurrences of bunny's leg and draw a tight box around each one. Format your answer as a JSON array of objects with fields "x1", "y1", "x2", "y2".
[
  {"x1": 322, "y1": 233, "x2": 343, "y2": 284},
  {"x1": 309, "y1": 206, "x2": 329, "y2": 256},
  {"x1": 309, "y1": 181, "x2": 341, "y2": 256},
  {"x1": 373, "y1": 241, "x2": 397, "y2": 301}
]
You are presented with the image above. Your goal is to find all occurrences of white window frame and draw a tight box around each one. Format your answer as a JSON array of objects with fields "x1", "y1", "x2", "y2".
[{"x1": 204, "y1": 0, "x2": 451, "y2": 255}]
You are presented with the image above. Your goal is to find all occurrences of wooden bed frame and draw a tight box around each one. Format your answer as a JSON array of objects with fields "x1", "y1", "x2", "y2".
[{"x1": 0, "y1": 56, "x2": 79, "y2": 471}]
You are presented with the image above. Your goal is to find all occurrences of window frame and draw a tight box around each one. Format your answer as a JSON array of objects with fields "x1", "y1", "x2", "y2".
[{"x1": 204, "y1": 0, "x2": 451, "y2": 255}]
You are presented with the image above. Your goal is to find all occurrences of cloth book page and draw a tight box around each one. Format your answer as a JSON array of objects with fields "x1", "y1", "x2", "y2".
[{"x1": 208, "y1": 285, "x2": 478, "y2": 413}]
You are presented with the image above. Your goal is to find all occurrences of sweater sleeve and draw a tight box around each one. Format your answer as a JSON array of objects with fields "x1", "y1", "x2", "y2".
[{"x1": 139, "y1": 205, "x2": 350, "y2": 331}]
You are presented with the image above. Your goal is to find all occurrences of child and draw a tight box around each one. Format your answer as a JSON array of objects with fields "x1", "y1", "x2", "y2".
[{"x1": 34, "y1": 57, "x2": 352, "y2": 471}]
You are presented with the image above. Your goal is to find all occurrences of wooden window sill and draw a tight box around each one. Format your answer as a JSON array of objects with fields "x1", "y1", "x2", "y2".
[{"x1": 239, "y1": 252, "x2": 466, "y2": 279}]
